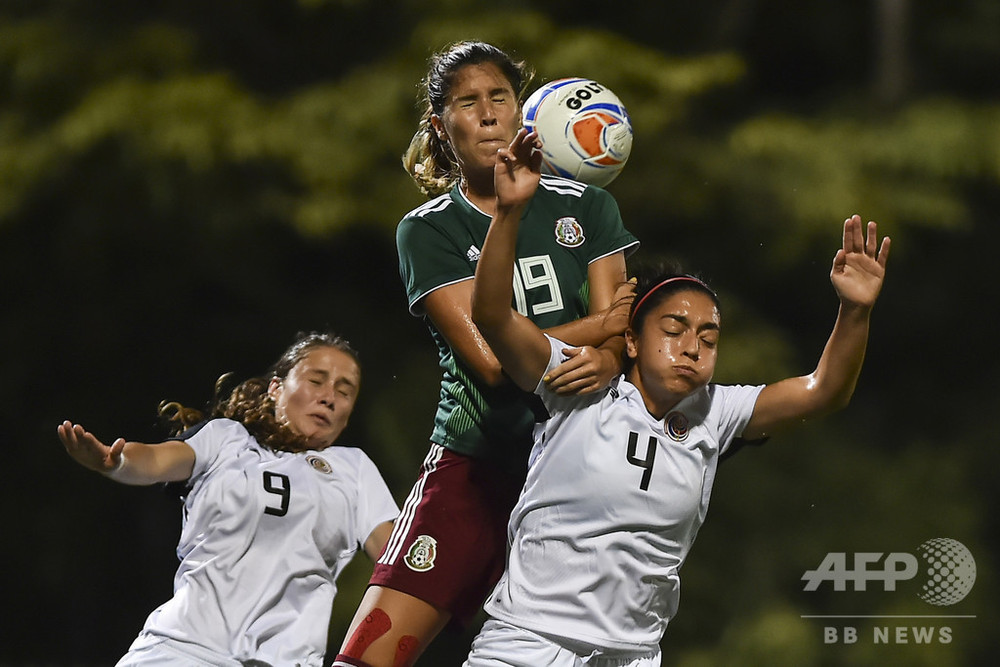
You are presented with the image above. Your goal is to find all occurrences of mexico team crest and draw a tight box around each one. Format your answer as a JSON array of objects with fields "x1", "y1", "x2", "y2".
[
  {"x1": 404, "y1": 535, "x2": 438, "y2": 572},
  {"x1": 665, "y1": 412, "x2": 689, "y2": 442},
  {"x1": 554, "y1": 217, "x2": 585, "y2": 247},
  {"x1": 306, "y1": 454, "x2": 333, "y2": 474}
]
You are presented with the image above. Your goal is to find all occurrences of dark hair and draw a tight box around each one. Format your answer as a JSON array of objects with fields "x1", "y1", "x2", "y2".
[
  {"x1": 628, "y1": 265, "x2": 721, "y2": 335},
  {"x1": 402, "y1": 41, "x2": 534, "y2": 196},
  {"x1": 159, "y1": 332, "x2": 359, "y2": 453}
]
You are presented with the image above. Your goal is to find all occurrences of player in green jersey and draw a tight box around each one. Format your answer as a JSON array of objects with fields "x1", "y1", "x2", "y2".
[{"x1": 335, "y1": 41, "x2": 638, "y2": 667}]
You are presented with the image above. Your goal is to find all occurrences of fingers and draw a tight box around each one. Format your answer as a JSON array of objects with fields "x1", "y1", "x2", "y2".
[
  {"x1": 544, "y1": 348, "x2": 587, "y2": 387},
  {"x1": 545, "y1": 347, "x2": 605, "y2": 394},
  {"x1": 843, "y1": 215, "x2": 864, "y2": 254},
  {"x1": 844, "y1": 216, "x2": 890, "y2": 266},
  {"x1": 866, "y1": 220, "x2": 878, "y2": 256},
  {"x1": 58, "y1": 420, "x2": 83, "y2": 448},
  {"x1": 507, "y1": 128, "x2": 540, "y2": 156},
  {"x1": 497, "y1": 129, "x2": 542, "y2": 182},
  {"x1": 58, "y1": 421, "x2": 105, "y2": 453},
  {"x1": 877, "y1": 235, "x2": 891, "y2": 268},
  {"x1": 831, "y1": 247, "x2": 847, "y2": 274},
  {"x1": 550, "y1": 377, "x2": 602, "y2": 395},
  {"x1": 547, "y1": 368, "x2": 602, "y2": 394}
]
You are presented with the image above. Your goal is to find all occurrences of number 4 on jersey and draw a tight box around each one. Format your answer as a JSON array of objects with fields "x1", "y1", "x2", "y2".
[{"x1": 626, "y1": 432, "x2": 657, "y2": 491}]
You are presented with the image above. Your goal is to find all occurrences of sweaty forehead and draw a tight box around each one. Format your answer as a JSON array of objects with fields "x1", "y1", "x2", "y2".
[{"x1": 655, "y1": 290, "x2": 721, "y2": 325}]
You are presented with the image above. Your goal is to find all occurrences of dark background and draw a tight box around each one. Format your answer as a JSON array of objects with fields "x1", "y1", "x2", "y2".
[{"x1": 2, "y1": 1, "x2": 997, "y2": 664}]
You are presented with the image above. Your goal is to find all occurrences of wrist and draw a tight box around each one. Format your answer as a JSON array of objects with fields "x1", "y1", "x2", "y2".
[
  {"x1": 839, "y1": 302, "x2": 873, "y2": 319},
  {"x1": 494, "y1": 201, "x2": 527, "y2": 220}
]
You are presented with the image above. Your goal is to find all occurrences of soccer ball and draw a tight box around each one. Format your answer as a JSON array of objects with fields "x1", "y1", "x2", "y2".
[{"x1": 522, "y1": 78, "x2": 633, "y2": 187}]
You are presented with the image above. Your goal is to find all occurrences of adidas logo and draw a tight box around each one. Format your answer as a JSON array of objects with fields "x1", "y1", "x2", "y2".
[{"x1": 466, "y1": 245, "x2": 481, "y2": 262}]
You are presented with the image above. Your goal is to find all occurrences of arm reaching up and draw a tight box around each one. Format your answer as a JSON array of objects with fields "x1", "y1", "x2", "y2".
[
  {"x1": 470, "y1": 129, "x2": 554, "y2": 392},
  {"x1": 743, "y1": 215, "x2": 891, "y2": 440}
]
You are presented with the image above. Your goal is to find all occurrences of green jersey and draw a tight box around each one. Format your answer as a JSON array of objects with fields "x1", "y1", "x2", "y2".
[{"x1": 396, "y1": 176, "x2": 639, "y2": 459}]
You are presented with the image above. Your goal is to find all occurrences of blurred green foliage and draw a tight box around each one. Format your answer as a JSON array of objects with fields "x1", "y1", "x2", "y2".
[{"x1": 2, "y1": 0, "x2": 997, "y2": 665}]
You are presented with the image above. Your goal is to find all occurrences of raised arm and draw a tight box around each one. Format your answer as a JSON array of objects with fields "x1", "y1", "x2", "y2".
[
  {"x1": 416, "y1": 128, "x2": 550, "y2": 389},
  {"x1": 58, "y1": 420, "x2": 195, "y2": 485},
  {"x1": 742, "y1": 215, "x2": 890, "y2": 440},
  {"x1": 469, "y1": 129, "x2": 553, "y2": 392}
]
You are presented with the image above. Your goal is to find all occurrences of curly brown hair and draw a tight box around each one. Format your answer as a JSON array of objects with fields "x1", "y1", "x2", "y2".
[{"x1": 159, "y1": 332, "x2": 360, "y2": 454}]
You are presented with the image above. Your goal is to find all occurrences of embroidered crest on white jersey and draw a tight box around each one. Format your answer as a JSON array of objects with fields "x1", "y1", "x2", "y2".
[
  {"x1": 306, "y1": 454, "x2": 333, "y2": 474},
  {"x1": 665, "y1": 412, "x2": 690, "y2": 442}
]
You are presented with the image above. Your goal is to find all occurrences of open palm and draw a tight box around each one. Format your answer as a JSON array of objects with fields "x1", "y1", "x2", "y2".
[{"x1": 831, "y1": 215, "x2": 891, "y2": 309}]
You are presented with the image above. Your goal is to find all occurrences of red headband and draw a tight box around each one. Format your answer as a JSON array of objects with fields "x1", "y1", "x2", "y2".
[{"x1": 628, "y1": 276, "x2": 714, "y2": 328}]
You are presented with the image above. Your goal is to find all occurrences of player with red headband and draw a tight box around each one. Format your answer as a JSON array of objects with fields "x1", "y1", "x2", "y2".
[{"x1": 461, "y1": 128, "x2": 891, "y2": 665}]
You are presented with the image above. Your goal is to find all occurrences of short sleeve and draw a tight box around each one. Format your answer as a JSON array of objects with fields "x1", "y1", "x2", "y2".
[
  {"x1": 352, "y1": 451, "x2": 399, "y2": 548},
  {"x1": 581, "y1": 186, "x2": 639, "y2": 263},
  {"x1": 711, "y1": 384, "x2": 765, "y2": 455},
  {"x1": 183, "y1": 419, "x2": 243, "y2": 484},
  {"x1": 396, "y1": 214, "x2": 474, "y2": 315}
]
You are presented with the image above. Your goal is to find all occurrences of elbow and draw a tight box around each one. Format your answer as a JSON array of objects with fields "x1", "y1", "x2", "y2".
[
  {"x1": 829, "y1": 391, "x2": 854, "y2": 414},
  {"x1": 478, "y1": 364, "x2": 508, "y2": 387},
  {"x1": 804, "y1": 371, "x2": 857, "y2": 417},
  {"x1": 822, "y1": 376, "x2": 858, "y2": 415},
  {"x1": 809, "y1": 390, "x2": 854, "y2": 422},
  {"x1": 467, "y1": 352, "x2": 506, "y2": 387}
]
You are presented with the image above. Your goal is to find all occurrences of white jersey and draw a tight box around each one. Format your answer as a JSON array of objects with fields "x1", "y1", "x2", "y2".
[
  {"x1": 123, "y1": 418, "x2": 399, "y2": 666},
  {"x1": 483, "y1": 336, "x2": 762, "y2": 654}
]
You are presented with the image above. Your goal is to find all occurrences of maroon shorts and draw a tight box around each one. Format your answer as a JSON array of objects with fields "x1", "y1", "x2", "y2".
[{"x1": 370, "y1": 443, "x2": 526, "y2": 626}]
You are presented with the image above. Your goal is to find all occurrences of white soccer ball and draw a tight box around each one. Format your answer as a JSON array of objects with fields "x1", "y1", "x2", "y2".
[{"x1": 522, "y1": 78, "x2": 633, "y2": 187}]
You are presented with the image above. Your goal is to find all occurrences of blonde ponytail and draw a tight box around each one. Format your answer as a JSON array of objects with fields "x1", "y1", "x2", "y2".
[{"x1": 402, "y1": 114, "x2": 458, "y2": 197}]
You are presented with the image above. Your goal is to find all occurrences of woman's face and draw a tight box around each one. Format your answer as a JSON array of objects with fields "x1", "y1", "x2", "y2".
[
  {"x1": 626, "y1": 289, "x2": 721, "y2": 417},
  {"x1": 268, "y1": 346, "x2": 360, "y2": 450},
  {"x1": 431, "y1": 62, "x2": 521, "y2": 179}
]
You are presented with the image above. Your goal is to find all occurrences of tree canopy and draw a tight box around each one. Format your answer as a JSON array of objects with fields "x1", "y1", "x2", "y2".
[{"x1": 3, "y1": 1, "x2": 996, "y2": 664}]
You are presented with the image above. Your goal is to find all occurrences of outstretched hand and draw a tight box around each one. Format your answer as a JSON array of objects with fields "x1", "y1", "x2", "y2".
[
  {"x1": 494, "y1": 128, "x2": 542, "y2": 211},
  {"x1": 831, "y1": 215, "x2": 890, "y2": 309},
  {"x1": 57, "y1": 421, "x2": 125, "y2": 475}
]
